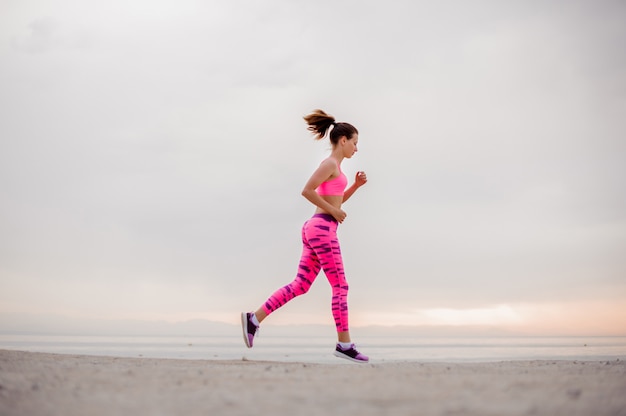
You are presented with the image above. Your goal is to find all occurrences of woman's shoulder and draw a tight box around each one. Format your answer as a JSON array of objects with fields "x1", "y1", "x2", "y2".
[
  {"x1": 314, "y1": 157, "x2": 340, "y2": 179},
  {"x1": 319, "y1": 157, "x2": 340, "y2": 168}
]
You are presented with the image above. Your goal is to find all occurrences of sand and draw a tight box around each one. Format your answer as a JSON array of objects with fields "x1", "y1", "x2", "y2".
[{"x1": 1, "y1": 349, "x2": 625, "y2": 416}]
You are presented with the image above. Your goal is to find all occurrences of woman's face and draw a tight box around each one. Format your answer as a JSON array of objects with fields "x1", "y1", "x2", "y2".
[{"x1": 342, "y1": 134, "x2": 359, "y2": 158}]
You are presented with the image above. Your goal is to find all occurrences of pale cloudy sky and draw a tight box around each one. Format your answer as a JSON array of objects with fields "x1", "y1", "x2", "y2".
[{"x1": 1, "y1": 0, "x2": 625, "y2": 336}]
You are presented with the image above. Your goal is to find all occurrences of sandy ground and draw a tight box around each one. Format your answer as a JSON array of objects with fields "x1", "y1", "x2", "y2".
[{"x1": 1, "y1": 349, "x2": 625, "y2": 416}]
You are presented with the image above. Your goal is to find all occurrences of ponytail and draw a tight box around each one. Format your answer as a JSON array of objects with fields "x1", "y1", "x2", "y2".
[
  {"x1": 303, "y1": 109, "x2": 358, "y2": 145},
  {"x1": 303, "y1": 109, "x2": 335, "y2": 141}
]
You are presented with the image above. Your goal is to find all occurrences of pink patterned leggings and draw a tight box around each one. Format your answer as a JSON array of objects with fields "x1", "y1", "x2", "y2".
[{"x1": 262, "y1": 213, "x2": 349, "y2": 332}]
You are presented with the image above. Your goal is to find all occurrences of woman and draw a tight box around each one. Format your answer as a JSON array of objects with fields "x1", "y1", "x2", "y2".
[{"x1": 241, "y1": 109, "x2": 369, "y2": 363}]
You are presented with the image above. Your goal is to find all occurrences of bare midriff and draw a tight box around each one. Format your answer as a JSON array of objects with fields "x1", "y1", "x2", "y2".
[{"x1": 315, "y1": 195, "x2": 343, "y2": 215}]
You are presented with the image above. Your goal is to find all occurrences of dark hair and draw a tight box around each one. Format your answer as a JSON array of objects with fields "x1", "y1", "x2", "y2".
[{"x1": 303, "y1": 109, "x2": 358, "y2": 145}]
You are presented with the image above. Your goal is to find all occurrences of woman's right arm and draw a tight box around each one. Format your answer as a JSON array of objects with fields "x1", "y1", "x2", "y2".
[{"x1": 301, "y1": 159, "x2": 347, "y2": 222}]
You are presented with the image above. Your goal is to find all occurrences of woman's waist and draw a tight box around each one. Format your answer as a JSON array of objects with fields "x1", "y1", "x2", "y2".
[
  {"x1": 311, "y1": 212, "x2": 337, "y2": 223},
  {"x1": 317, "y1": 194, "x2": 343, "y2": 205}
]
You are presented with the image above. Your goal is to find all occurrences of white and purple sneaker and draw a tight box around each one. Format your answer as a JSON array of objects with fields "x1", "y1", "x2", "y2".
[
  {"x1": 241, "y1": 312, "x2": 259, "y2": 348},
  {"x1": 333, "y1": 343, "x2": 369, "y2": 363}
]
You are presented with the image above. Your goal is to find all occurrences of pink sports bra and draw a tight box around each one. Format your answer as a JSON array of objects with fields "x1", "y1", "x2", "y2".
[{"x1": 316, "y1": 161, "x2": 347, "y2": 196}]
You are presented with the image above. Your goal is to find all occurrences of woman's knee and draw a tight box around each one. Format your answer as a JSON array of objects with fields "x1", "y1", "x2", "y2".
[
  {"x1": 332, "y1": 283, "x2": 349, "y2": 298},
  {"x1": 290, "y1": 279, "x2": 312, "y2": 296}
]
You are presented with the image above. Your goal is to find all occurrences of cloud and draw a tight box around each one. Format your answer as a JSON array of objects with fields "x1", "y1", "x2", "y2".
[{"x1": 1, "y1": 0, "x2": 625, "y2": 334}]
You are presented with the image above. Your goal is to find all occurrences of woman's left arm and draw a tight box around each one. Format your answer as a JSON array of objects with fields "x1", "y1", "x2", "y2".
[{"x1": 343, "y1": 171, "x2": 367, "y2": 203}]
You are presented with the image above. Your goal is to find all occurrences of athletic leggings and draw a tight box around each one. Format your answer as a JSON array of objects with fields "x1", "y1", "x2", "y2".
[{"x1": 262, "y1": 213, "x2": 349, "y2": 332}]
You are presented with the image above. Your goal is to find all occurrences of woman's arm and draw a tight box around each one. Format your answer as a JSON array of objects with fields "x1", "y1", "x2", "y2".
[
  {"x1": 301, "y1": 159, "x2": 346, "y2": 221},
  {"x1": 342, "y1": 171, "x2": 367, "y2": 203}
]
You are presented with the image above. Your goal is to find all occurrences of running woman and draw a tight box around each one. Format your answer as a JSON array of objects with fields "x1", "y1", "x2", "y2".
[{"x1": 241, "y1": 109, "x2": 369, "y2": 363}]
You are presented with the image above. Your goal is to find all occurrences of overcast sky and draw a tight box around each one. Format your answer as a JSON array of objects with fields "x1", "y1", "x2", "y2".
[{"x1": 1, "y1": 0, "x2": 625, "y2": 336}]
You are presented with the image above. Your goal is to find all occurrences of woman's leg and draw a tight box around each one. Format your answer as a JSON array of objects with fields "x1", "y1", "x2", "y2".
[
  {"x1": 315, "y1": 232, "x2": 369, "y2": 361},
  {"x1": 303, "y1": 217, "x2": 351, "y2": 341},
  {"x1": 257, "y1": 224, "x2": 322, "y2": 322}
]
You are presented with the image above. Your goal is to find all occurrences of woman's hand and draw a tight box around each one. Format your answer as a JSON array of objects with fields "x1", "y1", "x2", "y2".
[
  {"x1": 342, "y1": 171, "x2": 368, "y2": 204},
  {"x1": 355, "y1": 171, "x2": 367, "y2": 188},
  {"x1": 332, "y1": 208, "x2": 347, "y2": 223}
]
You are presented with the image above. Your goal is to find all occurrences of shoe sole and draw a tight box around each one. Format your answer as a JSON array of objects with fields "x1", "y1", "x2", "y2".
[
  {"x1": 333, "y1": 350, "x2": 369, "y2": 363},
  {"x1": 241, "y1": 312, "x2": 252, "y2": 348}
]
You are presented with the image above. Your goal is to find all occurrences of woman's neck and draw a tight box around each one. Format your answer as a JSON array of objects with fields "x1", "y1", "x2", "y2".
[{"x1": 329, "y1": 148, "x2": 344, "y2": 164}]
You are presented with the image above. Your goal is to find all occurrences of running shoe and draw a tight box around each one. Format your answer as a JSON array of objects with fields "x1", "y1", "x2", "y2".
[
  {"x1": 241, "y1": 312, "x2": 259, "y2": 348},
  {"x1": 333, "y1": 343, "x2": 369, "y2": 363}
]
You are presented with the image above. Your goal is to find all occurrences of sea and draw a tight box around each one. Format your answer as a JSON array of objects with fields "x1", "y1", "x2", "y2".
[{"x1": 1, "y1": 334, "x2": 625, "y2": 364}]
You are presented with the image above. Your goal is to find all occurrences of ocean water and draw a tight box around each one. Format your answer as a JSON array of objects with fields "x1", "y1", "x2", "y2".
[{"x1": 1, "y1": 334, "x2": 625, "y2": 364}]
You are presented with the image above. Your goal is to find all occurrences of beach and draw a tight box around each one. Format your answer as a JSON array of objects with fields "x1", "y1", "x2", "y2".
[{"x1": 1, "y1": 349, "x2": 625, "y2": 416}]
